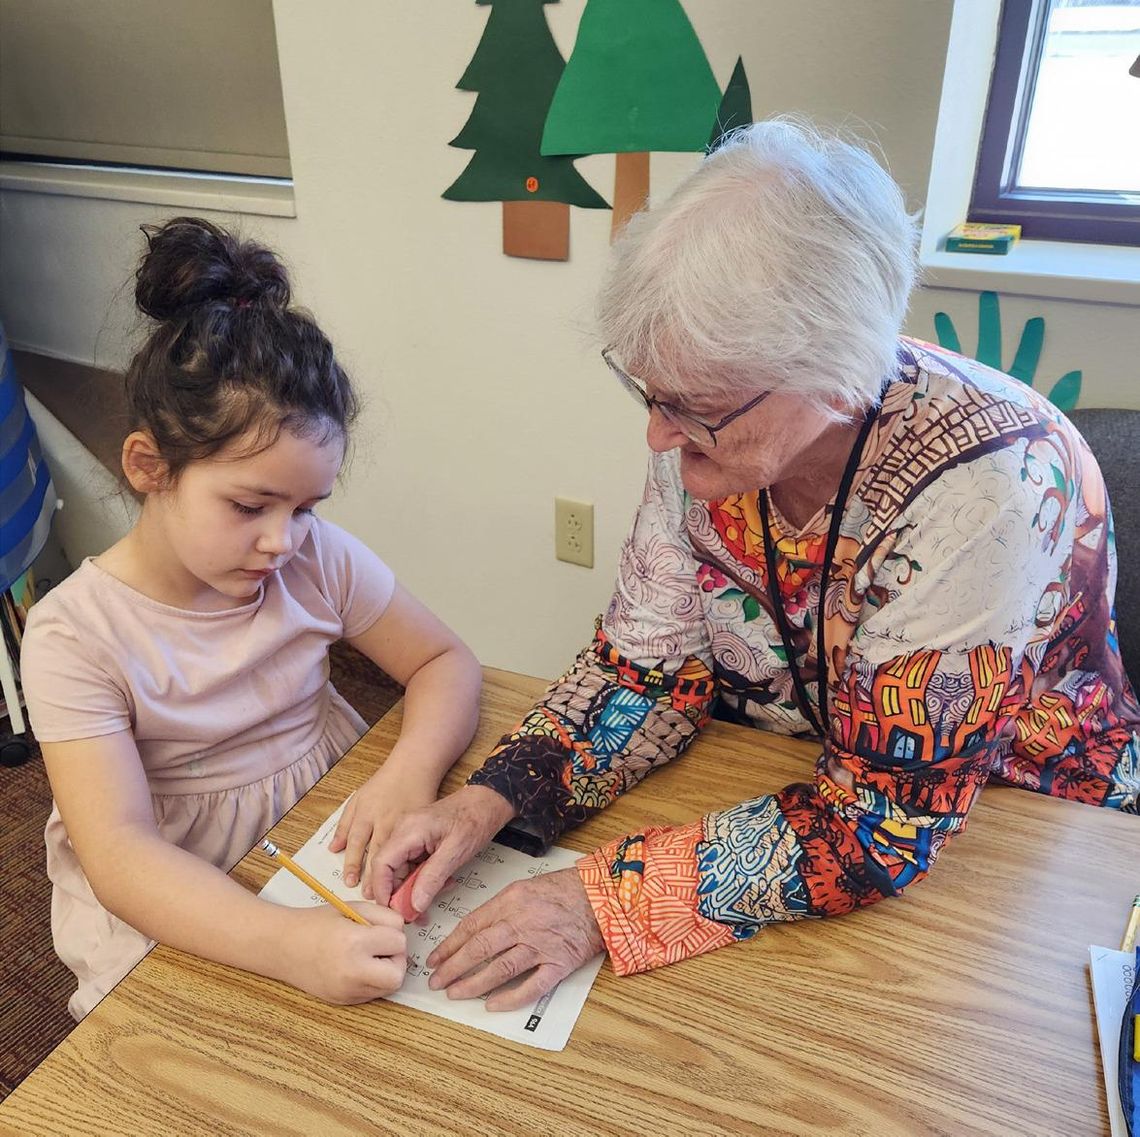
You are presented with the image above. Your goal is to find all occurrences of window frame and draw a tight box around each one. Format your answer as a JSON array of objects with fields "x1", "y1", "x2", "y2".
[{"x1": 969, "y1": 0, "x2": 1140, "y2": 246}]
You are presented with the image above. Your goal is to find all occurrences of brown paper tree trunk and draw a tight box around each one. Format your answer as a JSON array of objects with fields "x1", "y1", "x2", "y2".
[
  {"x1": 502, "y1": 200, "x2": 570, "y2": 261},
  {"x1": 611, "y1": 151, "x2": 650, "y2": 240}
]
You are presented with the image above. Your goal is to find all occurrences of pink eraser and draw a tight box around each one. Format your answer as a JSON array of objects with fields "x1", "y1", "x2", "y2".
[{"x1": 390, "y1": 864, "x2": 424, "y2": 923}]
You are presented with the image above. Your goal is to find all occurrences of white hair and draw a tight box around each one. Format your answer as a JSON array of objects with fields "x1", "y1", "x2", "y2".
[{"x1": 598, "y1": 117, "x2": 919, "y2": 414}]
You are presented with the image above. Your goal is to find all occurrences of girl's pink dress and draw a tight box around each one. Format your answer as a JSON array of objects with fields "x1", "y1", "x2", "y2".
[{"x1": 20, "y1": 518, "x2": 395, "y2": 1019}]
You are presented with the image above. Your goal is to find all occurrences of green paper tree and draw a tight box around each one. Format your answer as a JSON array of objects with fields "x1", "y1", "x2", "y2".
[
  {"x1": 444, "y1": 0, "x2": 607, "y2": 258},
  {"x1": 540, "y1": 0, "x2": 721, "y2": 235},
  {"x1": 933, "y1": 291, "x2": 1082, "y2": 411},
  {"x1": 708, "y1": 56, "x2": 753, "y2": 152}
]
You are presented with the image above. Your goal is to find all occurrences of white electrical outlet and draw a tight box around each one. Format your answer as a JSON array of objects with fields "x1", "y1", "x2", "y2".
[{"x1": 554, "y1": 497, "x2": 594, "y2": 568}]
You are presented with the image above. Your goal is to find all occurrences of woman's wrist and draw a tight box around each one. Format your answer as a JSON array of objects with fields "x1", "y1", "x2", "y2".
[{"x1": 458, "y1": 783, "x2": 517, "y2": 832}]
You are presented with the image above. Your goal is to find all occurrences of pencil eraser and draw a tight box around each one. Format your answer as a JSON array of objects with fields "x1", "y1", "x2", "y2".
[{"x1": 390, "y1": 865, "x2": 424, "y2": 923}]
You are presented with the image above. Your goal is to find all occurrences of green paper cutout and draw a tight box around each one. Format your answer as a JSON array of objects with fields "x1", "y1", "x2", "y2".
[
  {"x1": 976, "y1": 290, "x2": 1001, "y2": 369},
  {"x1": 1048, "y1": 370, "x2": 1082, "y2": 412},
  {"x1": 444, "y1": 0, "x2": 609, "y2": 208},
  {"x1": 932, "y1": 311, "x2": 960, "y2": 355},
  {"x1": 1007, "y1": 317, "x2": 1043, "y2": 383},
  {"x1": 540, "y1": 0, "x2": 721, "y2": 156},
  {"x1": 932, "y1": 291, "x2": 1083, "y2": 411},
  {"x1": 708, "y1": 56, "x2": 753, "y2": 151}
]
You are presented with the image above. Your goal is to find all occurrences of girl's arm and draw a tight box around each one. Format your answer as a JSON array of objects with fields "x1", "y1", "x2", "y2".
[
  {"x1": 330, "y1": 582, "x2": 482, "y2": 891},
  {"x1": 44, "y1": 731, "x2": 407, "y2": 1003}
]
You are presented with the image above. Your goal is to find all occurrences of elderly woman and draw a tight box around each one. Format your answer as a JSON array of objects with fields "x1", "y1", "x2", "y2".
[{"x1": 366, "y1": 119, "x2": 1140, "y2": 1008}]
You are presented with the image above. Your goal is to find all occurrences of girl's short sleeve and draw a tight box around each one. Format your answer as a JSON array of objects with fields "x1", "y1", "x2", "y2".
[
  {"x1": 19, "y1": 604, "x2": 133, "y2": 743},
  {"x1": 311, "y1": 518, "x2": 397, "y2": 639}
]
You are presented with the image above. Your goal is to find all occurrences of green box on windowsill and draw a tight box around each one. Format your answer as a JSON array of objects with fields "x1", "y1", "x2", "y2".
[{"x1": 944, "y1": 222, "x2": 1022, "y2": 255}]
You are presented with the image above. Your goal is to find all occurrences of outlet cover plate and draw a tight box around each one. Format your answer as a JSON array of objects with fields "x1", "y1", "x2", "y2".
[{"x1": 555, "y1": 497, "x2": 594, "y2": 568}]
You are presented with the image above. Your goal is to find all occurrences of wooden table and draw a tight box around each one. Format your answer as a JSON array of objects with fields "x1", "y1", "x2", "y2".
[{"x1": 2, "y1": 669, "x2": 1137, "y2": 1136}]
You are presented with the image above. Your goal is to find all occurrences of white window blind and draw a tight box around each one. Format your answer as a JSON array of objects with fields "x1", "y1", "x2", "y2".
[{"x1": 0, "y1": 0, "x2": 291, "y2": 179}]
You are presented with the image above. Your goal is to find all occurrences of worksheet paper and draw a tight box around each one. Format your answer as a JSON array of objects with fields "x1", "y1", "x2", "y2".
[
  {"x1": 258, "y1": 801, "x2": 604, "y2": 1050},
  {"x1": 1089, "y1": 944, "x2": 1135, "y2": 1137}
]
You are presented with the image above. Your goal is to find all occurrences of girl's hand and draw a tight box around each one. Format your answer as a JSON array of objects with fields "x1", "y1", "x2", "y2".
[
  {"x1": 280, "y1": 902, "x2": 407, "y2": 1004},
  {"x1": 329, "y1": 760, "x2": 440, "y2": 892}
]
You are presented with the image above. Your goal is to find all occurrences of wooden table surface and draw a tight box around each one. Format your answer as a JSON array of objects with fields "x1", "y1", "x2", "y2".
[{"x1": 3, "y1": 668, "x2": 1137, "y2": 1136}]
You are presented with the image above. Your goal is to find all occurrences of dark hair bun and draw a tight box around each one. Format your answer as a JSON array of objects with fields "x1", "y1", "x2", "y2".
[{"x1": 135, "y1": 216, "x2": 291, "y2": 321}]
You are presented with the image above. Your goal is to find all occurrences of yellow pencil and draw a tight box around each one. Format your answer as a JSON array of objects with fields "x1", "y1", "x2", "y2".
[
  {"x1": 1122, "y1": 894, "x2": 1140, "y2": 952},
  {"x1": 259, "y1": 838, "x2": 370, "y2": 926}
]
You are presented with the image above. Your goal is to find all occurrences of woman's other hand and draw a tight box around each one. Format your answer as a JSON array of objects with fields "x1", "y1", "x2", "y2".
[{"x1": 426, "y1": 867, "x2": 604, "y2": 1011}]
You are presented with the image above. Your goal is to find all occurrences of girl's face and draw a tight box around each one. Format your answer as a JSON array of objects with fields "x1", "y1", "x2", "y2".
[{"x1": 148, "y1": 424, "x2": 345, "y2": 610}]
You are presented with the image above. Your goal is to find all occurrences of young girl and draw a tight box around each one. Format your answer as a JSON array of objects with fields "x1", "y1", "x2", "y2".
[{"x1": 19, "y1": 217, "x2": 482, "y2": 1020}]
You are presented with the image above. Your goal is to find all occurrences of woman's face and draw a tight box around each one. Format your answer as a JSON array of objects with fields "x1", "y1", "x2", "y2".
[{"x1": 643, "y1": 378, "x2": 836, "y2": 501}]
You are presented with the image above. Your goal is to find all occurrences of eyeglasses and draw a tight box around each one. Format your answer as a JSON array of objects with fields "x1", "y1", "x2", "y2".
[{"x1": 602, "y1": 348, "x2": 772, "y2": 448}]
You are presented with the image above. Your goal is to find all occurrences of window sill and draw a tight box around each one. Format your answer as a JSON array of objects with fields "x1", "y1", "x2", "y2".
[
  {"x1": 920, "y1": 239, "x2": 1140, "y2": 308},
  {"x1": 0, "y1": 161, "x2": 295, "y2": 218}
]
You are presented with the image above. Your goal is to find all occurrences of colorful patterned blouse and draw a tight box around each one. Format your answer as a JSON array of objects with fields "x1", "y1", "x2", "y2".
[{"x1": 469, "y1": 339, "x2": 1140, "y2": 976}]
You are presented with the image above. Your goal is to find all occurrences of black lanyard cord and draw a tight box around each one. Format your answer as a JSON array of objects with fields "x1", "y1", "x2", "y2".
[{"x1": 758, "y1": 401, "x2": 880, "y2": 739}]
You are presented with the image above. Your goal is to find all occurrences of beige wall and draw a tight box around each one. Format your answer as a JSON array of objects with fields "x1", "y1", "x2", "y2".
[{"x1": 1, "y1": 1, "x2": 1134, "y2": 679}]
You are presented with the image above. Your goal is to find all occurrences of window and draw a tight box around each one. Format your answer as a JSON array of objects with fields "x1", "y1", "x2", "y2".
[
  {"x1": 0, "y1": 0, "x2": 290, "y2": 180},
  {"x1": 970, "y1": 0, "x2": 1140, "y2": 245}
]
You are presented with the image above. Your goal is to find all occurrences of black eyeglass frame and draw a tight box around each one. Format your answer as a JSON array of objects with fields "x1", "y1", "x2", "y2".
[{"x1": 602, "y1": 348, "x2": 773, "y2": 448}]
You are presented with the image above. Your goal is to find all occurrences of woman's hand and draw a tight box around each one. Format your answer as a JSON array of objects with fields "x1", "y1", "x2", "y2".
[
  {"x1": 426, "y1": 867, "x2": 604, "y2": 1011},
  {"x1": 329, "y1": 759, "x2": 440, "y2": 889},
  {"x1": 278, "y1": 902, "x2": 407, "y2": 1004},
  {"x1": 364, "y1": 784, "x2": 516, "y2": 908}
]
